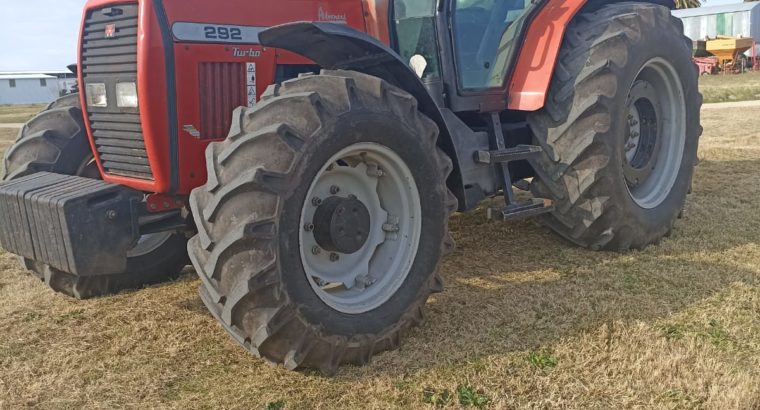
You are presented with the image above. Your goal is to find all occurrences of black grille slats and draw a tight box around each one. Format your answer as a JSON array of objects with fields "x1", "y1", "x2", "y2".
[
  {"x1": 81, "y1": 5, "x2": 139, "y2": 79},
  {"x1": 81, "y1": 4, "x2": 153, "y2": 180},
  {"x1": 89, "y1": 112, "x2": 153, "y2": 179}
]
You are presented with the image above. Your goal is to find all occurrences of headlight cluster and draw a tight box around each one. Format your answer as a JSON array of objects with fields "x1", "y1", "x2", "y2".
[{"x1": 85, "y1": 82, "x2": 138, "y2": 108}]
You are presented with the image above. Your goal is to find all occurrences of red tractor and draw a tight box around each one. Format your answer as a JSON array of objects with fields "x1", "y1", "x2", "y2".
[{"x1": 0, "y1": 0, "x2": 700, "y2": 373}]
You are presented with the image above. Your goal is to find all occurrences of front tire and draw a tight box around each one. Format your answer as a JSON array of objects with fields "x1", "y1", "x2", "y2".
[
  {"x1": 3, "y1": 94, "x2": 189, "y2": 299},
  {"x1": 527, "y1": 3, "x2": 701, "y2": 250},
  {"x1": 188, "y1": 70, "x2": 457, "y2": 373}
]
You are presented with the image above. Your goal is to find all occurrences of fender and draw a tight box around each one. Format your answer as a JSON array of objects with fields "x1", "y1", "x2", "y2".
[
  {"x1": 508, "y1": 0, "x2": 676, "y2": 111},
  {"x1": 259, "y1": 22, "x2": 468, "y2": 210}
]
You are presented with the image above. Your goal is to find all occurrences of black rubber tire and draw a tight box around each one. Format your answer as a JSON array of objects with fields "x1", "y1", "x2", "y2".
[
  {"x1": 3, "y1": 94, "x2": 189, "y2": 299},
  {"x1": 188, "y1": 70, "x2": 457, "y2": 373},
  {"x1": 527, "y1": 3, "x2": 701, "y2": 251}
]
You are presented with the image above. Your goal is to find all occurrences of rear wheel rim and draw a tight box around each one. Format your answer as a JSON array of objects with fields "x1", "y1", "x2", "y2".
[
  {"x1": 623, "y1": 57, "x2": 686, "y2": 209},
  {"x1": 299, "y1": 143, "x2": 422, "y2": 314}
]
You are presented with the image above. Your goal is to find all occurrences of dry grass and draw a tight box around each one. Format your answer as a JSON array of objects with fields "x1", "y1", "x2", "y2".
[
  {"x1": 0, "y1": 105, "x2": 44, "y2": 124},
  {"x1": 1, "y1": 108, "x2": 760, "y2": 409},
  {"x1": 0, "y1": 129, "x2": 18, "y2": 176},
  {"x1": 699, "y1": 71, "x2": 760, "y2": 104}
]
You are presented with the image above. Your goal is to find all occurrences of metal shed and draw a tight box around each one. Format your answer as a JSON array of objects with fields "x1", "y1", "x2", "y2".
[
  {"x1": 0, "y1": 73, "x2": 62, "y2": 105},
  {"x1": 672, "y1": 3, "x2": 760, "y2": 44}
]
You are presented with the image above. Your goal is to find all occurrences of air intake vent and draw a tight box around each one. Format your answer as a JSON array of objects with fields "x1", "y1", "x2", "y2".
[
  {"x1": 199, "y1": 62, "x2": 247, "y2": 139},
  {"x1": 81, "y1": 3, "x2": 153, "y2": 180}
]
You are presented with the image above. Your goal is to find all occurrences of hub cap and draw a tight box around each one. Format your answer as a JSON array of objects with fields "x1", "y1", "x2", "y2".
[
  {"x1": 299, "y1": 143, "x2": 422, "y2": 314},
  {"x1": 623, "y1": 58, "x2": 686, "y2": 209}
]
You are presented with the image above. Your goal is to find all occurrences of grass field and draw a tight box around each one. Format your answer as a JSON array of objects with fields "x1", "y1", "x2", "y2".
[
  {"x1": 1, "y1": 107, "x2": 760, "y2": 409},
  {"x1": 0, "y1": 104, "x2": 45, "y2": 124},
  {"x1": 699, "y1": 71, "x2": 760, "y2": 104}
]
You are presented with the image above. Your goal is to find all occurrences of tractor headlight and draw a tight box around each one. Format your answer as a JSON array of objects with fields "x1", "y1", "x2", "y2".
[
  {"x1": 85, "y1": 83, "x2": 107, "y2": 107},
  {"x1": 115, "y1": 82, "x2": 138, "y2": 108}
]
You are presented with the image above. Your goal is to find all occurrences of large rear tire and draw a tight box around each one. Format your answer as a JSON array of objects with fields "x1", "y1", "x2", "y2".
[
  {"x1": 3, "y1": 94, "x2": 189, "y2": 299},
  {"x1": 188, "y1": 70, "x2": 457, "y2": 373},
  {"x1": 527, "y1": 3, "x2": 701, "y2": 250}
]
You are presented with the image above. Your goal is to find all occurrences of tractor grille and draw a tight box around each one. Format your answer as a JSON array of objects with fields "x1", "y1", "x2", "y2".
[
  {"x1": 199, "y1": 62, "x2": 247, "y2": 140},
  {"x1": 81, "y1": 3, "x2": 153, "y2": 180}
]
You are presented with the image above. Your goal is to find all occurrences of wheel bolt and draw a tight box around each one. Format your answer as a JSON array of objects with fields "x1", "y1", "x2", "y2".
[
  {"x1": 329, "y1": 253, "x2": 340, "y2": 262},
  {"x1": 304, "y1": 223, "x2": 314, "y2": 232},
  {"x1": 311, "y1": 197, "x2": 323, "y2": 206},
  {"x1": 311, "y1": 246, "x2": 322, "y2": 255},
  {"x1": 330, "y1": 185, "x2": 340, "y2": 195}
]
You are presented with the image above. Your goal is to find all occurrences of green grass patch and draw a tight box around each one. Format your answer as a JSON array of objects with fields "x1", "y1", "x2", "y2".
[
  {"x1": 457, "y1": 384, "x2": 491, "y2": 409},
  {"x1": 265, "y1": 400, "x2": 285, "y2": 410},
  {"x1": 528, "y1": 348, "x2": 558, "y2": 369},
  {"x1": 422, "y1": 387, "x2": 452, "y2": 407},
  {"x1": 704, "y1": 319, "x2": 730, "y2": 348}
]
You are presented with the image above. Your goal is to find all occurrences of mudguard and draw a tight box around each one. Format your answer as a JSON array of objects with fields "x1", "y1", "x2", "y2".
[
  {"x1": 260, "y1": 22, "x2": 469, "y2": 210},
  {"x1": 508, "y1": 0, "x2": 676, "y2": 111}
]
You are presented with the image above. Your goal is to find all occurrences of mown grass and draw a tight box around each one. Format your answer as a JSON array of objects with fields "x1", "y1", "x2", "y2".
[
  {"x1": 0, "y1": 104, "x2": 45, "y2": 124},
  {"x1": 0, "y1": 107, "x2": 759, "y2": 409},
  {"x1": 699, "y1": 70, "x2": 760, "y2": 104}
]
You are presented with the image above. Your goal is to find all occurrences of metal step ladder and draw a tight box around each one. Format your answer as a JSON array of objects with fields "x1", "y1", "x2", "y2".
[{"x1": 478, "y1": 113, "x2": 554, "y2": 221}]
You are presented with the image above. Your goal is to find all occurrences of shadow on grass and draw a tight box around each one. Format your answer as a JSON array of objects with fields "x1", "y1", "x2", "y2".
[
  {"x1": 321, "y1": 158, "x2": 760, "y2": 379},
  {"x1": 24, "y1": 158, "x2": 755, "y2": 383}
]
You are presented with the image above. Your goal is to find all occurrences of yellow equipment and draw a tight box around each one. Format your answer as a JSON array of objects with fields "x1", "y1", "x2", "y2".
[{"x1": 706, "y1": 36, "x2": 754, "y2": 72}]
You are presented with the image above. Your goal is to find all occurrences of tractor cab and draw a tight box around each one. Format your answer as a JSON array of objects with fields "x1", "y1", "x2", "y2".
[{"x1": 392, "y1": 0, "x2": 537, "y2": 108}]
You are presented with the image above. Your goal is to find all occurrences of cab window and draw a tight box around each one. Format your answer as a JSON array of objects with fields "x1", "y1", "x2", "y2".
[
  {"x1": 393, "y1": 0, "x2": 441, "y2": 80},
  {"x1": 452, "y1": 0, "x2": 535, "y2": 90}
]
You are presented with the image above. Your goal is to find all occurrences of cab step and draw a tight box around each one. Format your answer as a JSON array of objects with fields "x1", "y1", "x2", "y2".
[
  {"x1": 487, "y1": 198, "x2": 554, "y2": 221},
  {"x1": 474, "y1": 145, "x2": 543, "y2": 165}
]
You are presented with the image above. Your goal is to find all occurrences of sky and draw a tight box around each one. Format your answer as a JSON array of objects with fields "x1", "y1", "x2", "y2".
[{"x1": 0, "y1": 0, "x2": 747, "y2": 72}]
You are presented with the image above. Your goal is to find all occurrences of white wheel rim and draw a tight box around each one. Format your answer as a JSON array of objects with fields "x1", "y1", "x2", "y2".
[
  {"x1": 299, "y1": 143, "x2": 422, "y2": 314},
  {"x1": 623, "y1": 57, "x2": 687, "y2": 209}
]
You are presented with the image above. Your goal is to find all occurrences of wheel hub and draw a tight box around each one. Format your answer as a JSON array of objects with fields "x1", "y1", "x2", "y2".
[
  {"x1": 299, "y1": 143, "x2": 422, "y2": 314},
  {"x1": 623, "y1": 80, "x2": 662, "y2": 188},
  {"x1": 312, "y1": 196, "x2": 371, "y2": 254}
]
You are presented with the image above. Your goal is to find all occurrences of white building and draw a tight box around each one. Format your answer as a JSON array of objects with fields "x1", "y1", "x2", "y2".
[
  {"x1": 0, "y1": 71, "x2": 77, "y2": 105},
  {"x1": 673, "y1": 3, "x2": 760, "y2": 44}
]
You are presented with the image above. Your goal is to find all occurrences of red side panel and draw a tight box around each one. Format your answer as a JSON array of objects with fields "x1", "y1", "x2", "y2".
[{"x1": 507, "y1": 0, "x2": 587, "y2": 111}]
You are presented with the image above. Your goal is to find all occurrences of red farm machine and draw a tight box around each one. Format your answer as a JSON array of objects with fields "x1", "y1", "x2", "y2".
[{"x1": 0, "y1": 0, "x2": 700, "y2": 373}]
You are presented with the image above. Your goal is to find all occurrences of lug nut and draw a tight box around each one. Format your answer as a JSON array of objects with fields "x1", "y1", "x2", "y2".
[
  {"x1": 329, "y1": 253, "x2": 340, "y2": 262},
  {"x1": 311, "y1": 197, "x2": 323, "y2": 206},
  {"x1": 105, "y1": 210, "x2": 118, "y2": 220},
  {"x1": 330, "y1": 185, "x2": 340, "y2": 195},
  {"x1": 304, "y1": 223, "x2": 314, "y2": 232},
  {"x1": 311, "y1": 246, "x2": 322, "y2": 255}
]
